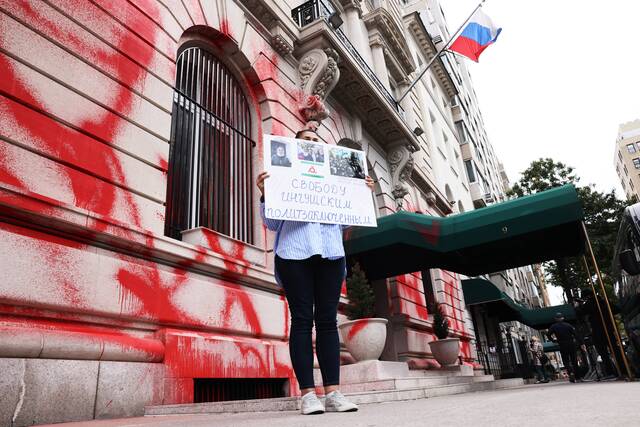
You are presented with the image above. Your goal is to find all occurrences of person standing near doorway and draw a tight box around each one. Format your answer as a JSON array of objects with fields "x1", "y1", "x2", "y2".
[
  {"x1": 529, "y1": 336, "x2": 550, "y2": 383},
  {"x1": 548, "y1": 313, "x2": 581, "y2": 382},
  {"x1": 257, "y1": 128, "x2": 375, "y2": 415}
]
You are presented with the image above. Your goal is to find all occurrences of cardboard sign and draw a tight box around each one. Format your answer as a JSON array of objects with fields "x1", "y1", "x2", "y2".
[{"x1": 262, "y1": 134, "x2": 377, "y2": 227}]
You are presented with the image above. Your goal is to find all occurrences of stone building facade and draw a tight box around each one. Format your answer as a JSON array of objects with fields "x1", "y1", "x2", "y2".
[{"x1": 0, "y1": 0, "x2": 527, "y2": 424}]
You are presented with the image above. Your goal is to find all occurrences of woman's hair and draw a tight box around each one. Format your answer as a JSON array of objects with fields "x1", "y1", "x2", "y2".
[{"x1": 295, "y1": 129, "x2": 318, "y2": 139}]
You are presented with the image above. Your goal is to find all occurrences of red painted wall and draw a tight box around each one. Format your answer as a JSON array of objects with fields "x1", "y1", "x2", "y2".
[{"x1": 0, "y1": 0, "x2": 477, "y2": 412}]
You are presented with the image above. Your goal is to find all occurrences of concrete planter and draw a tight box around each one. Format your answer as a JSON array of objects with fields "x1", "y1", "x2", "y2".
[
  {"x1": 338, "y1": 318, "x2": 388, "y2": 362},
  {"x1": 430, "y1": 338, "x2": 461, "y2": 366}
]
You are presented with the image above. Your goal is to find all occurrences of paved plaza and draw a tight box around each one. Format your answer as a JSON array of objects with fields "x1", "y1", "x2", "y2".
[{"x1": 44, "y1": 380, "x2": 640, "y2": 427}]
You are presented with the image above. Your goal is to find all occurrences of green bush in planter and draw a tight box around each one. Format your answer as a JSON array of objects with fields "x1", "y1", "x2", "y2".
[
  {"x1": 433, "y1": 303, "x2": 450, "y2": 339},
  {"x1": 344, "y1": 262, "x2": 376, "y2": 320}
]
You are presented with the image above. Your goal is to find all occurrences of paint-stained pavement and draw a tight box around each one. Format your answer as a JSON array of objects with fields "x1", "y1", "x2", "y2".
[{"x1": 43, "y1": 380, "x2": 640, "y2": 427}]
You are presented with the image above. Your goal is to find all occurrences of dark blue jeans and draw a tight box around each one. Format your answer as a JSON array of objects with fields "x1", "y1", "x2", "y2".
[
  {"x1": 534, "y1": 365, "x2": 548, "y2": 381},
  {"x1": 275, "y1": 255, "x2": 346, "y2": 389}
]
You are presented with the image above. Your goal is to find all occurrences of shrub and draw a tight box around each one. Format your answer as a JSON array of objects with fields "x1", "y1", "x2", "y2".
[
  {"x1": 433, "y1": 303, "x2": 450, "y2": 339},
  {"x1": 344, "y1": 262, "x2": 376, "y2": 320}
]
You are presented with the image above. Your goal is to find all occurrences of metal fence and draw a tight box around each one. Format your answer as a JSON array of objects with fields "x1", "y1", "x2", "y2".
[
  {"x1": 165, "y1": 47, "x2": 255, "y2": 244},
  {"x1": 476, "y1": 338, "x2": 534, "y2": 380}
]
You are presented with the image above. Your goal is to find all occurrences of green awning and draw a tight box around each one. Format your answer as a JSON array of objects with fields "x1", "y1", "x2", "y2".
[
  {"x1": 344, "y1": 185, "x2": 584, "y2": 280},
  {"x1": 462, "y1": 278, "x2": 577, "y2": 330},
  {"x1": 461, "y1": 278, "x2": 523, "y2": 323}
]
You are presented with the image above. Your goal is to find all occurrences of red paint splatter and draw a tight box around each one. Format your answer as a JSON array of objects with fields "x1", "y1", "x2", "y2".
[
  {"x1": 412, "y1": 220, "x2": 441, "y2": 246},
  {"x1": 116, "y1": 266, "x2": 194, "y2": 325},
  {"x1": 219, "y1": 18, "x2": 231, "y2": 37},
  {"x1": 0, "y1": 0, "x2": 158, "y2": 232},
  {"x1": 346, "y1": 319, "x2": 369, "y2": 340},
  {"x1": 0, "y1": 315, "x2": 164, "y2": 360},
  {"x1": 396, "y1": 274, "x2": 428, "y2": 320}
]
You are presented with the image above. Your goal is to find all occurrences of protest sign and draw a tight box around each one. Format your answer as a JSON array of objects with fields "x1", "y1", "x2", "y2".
[{"x1": 262, "y1": 134, "x2": 377, "y2": 227}]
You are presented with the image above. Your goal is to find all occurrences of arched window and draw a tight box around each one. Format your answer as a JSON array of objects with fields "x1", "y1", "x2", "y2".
[{"x1": 165, "y1": 46, "x2": 254, "y2": 244}]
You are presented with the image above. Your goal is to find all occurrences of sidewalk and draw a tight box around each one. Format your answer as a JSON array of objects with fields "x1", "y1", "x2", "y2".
[{"x1": 43, "y1": 380, "x2": 639, "y2": 427}]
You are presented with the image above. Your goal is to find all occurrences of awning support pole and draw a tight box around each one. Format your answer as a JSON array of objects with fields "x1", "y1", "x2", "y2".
[
  {"x1": 581, "y1": 222, "x2": 634, "y2": 380},
  {"x1": 581, "y1": 255, "x2": 622, "y2": 378}
]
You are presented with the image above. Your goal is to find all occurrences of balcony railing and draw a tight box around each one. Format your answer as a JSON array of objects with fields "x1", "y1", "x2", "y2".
[{"x1": 291, "y1": 0, "x2": 402, "y2": 114}]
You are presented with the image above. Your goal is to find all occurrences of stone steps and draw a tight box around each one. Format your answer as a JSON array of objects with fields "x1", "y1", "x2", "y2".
[
  {"x1": 338, "y1": 374, "x2": 495, "y2": 393},
  {"x1": 144, "y1": 378, "x2": 524, "y2": 416}
]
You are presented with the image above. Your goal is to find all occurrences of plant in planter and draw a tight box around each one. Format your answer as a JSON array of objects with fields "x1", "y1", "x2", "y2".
[
  {"x1": 429, "y1": 303, "x2": 461, "y2": 367},
  {"x1": 432, "y1": 303, "x2": 450, "y2": 339},
  {"x1": 337, "y1": 262, "x2": 388, "y2": 362}
]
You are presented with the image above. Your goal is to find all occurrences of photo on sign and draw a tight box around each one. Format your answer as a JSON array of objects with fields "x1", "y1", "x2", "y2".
[
  {"x1": 270, "y1": 140, "x2": 292, "y2": 168},
  {"x1": 329, "y1": 147, "x2": 366, "y2": 179},
  {"x1": 297, "y1": 140, "x2": 325, "y2": 164}
]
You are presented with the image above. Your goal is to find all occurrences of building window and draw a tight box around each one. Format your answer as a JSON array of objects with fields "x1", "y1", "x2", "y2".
[
  {"x1": 624, "y1": 165, "x2": 629, "y2": 176},
  {"x1": 627, "y1": 143, "x2": 637, "y2": 153},
  {"x1": 165, "y1": 46, "x2": 255, "y2": 243},
  {"x1": 455, "y1": 121, "x2": 467, "y2": 143},
  {"x1": 633, "y1": 158, "x2": 640, "y2": 170},
  {"x1": 630, "y1": 180, "x2": 635, "y2": 190},
  {"x1": 636, "y1": 142, "x2": 640, "y2": 151},
  {"x1": 464, "y1": 160, "x2": 476, "y2": 183},
  {"x1": 619, "y1": 151, "x2": 623, "y2": 161}
]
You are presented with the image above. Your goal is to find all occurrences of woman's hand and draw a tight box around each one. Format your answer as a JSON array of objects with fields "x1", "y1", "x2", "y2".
[
  {"x1": 365, "y1": 175, "x2": 375, "y2": 192},
  {"x1": 256, "y1": 171, "x2": 270, "y2": 196}
]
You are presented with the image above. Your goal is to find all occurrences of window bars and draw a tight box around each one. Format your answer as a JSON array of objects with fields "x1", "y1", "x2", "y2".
[{"x1": 165, "y1": 47, "x2": 255, "y2": 244}]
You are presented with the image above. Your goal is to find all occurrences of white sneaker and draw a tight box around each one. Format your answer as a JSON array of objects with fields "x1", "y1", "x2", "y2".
[
  {"x1": 300, "y1": 391, "x2": 325, "y2": 415},
  {"x1": 324, "y1": 390, "x2": 358, "y2": 412}
]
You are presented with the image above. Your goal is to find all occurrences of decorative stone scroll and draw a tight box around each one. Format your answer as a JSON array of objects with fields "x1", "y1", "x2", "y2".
[
  {"x1": 388, "y1": 143, "x2": 415, "y2": 209},
  {"x1": 298, "y1": 48, "x2": 340, "y2": 127}
]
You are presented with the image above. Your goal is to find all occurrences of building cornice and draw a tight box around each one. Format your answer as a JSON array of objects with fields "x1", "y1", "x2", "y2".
[
  {"x1": 237, "y1": 0, "x2": 299, "y2": 56},
  {"x1": 363, "y1": 8, "x2": 416, "y2": 76},
  {"x1": 404, "y1": 12, "x2": 457, "y2": 99}
]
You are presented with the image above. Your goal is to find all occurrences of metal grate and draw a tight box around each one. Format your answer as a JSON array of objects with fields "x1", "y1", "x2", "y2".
[
  {"x1": 193, "y1": 378, "x2": 287, "y2": 403},
  {"x1": 165, "y1": 46, "x2": 255, "y2": 244}
]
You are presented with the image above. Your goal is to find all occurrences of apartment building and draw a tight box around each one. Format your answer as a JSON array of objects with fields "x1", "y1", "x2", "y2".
[
  {"x1": 615, "y1": 119, "x2": 640, "y2": 200},
  {"x1": 0, "y1": 0, "x2": 546, "y2": 423},
  {"x1": 421, "y1": 0, "x2": 547, "y2": 368}
]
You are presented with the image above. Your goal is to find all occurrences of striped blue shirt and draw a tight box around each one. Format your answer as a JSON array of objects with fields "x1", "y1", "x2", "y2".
[{"x1": 260, "y1": 202, "x2": 346, "y2": 260}]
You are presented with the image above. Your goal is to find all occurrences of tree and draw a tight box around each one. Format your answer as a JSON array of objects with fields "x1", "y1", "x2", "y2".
[
  {"x1": 344, "y1": 262, "x2": 376, "y2": 320},
  {"x1": 508, "y1": 158, "x2": 631, "y2": 303}
]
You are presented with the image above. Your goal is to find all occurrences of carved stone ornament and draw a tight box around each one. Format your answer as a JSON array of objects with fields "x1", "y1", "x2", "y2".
[
  {"x1": 298, "y1": 48, "x2": 340, "y2": 125},
  {"x1": 272, "y1": 34, "x2": 293, "y2": 57},
  {"x1": 388, "y1": 144, "x2": 415, "y2": 209}
]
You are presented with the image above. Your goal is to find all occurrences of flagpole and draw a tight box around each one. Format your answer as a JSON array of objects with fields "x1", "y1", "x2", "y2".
[{"x1": 397, "y1": 0, "x2": 486, "y2": 104}]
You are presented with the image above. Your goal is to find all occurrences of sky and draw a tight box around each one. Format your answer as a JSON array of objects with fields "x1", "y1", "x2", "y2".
[
  {"x1": 441, "y1": 1, "x2": 640, "y2": 304},
  {"x1": 441, "y1": 0, "x2": 640, "y2": 195}
]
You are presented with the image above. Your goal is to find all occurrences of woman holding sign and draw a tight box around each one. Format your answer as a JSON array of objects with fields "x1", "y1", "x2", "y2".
[{"x1": 257, "y1": 129, "x2": 375, "y2": 415}]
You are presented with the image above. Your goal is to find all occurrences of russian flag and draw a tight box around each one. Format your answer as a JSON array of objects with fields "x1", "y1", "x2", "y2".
[{"x1": 448, "y1": 8, "x2": 501, "y2": 62}]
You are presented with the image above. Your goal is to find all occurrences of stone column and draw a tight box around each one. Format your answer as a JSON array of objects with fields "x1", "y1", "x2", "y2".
[
  {"x1": 343, "y1": 1, "x2": 368, "y2": 54},
  {"x1": 397, "y1": 77, "x2": 414, "y2": 125},
  {"x1": 369, "y1": 38, "x2": 391, "y2": 91}
]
